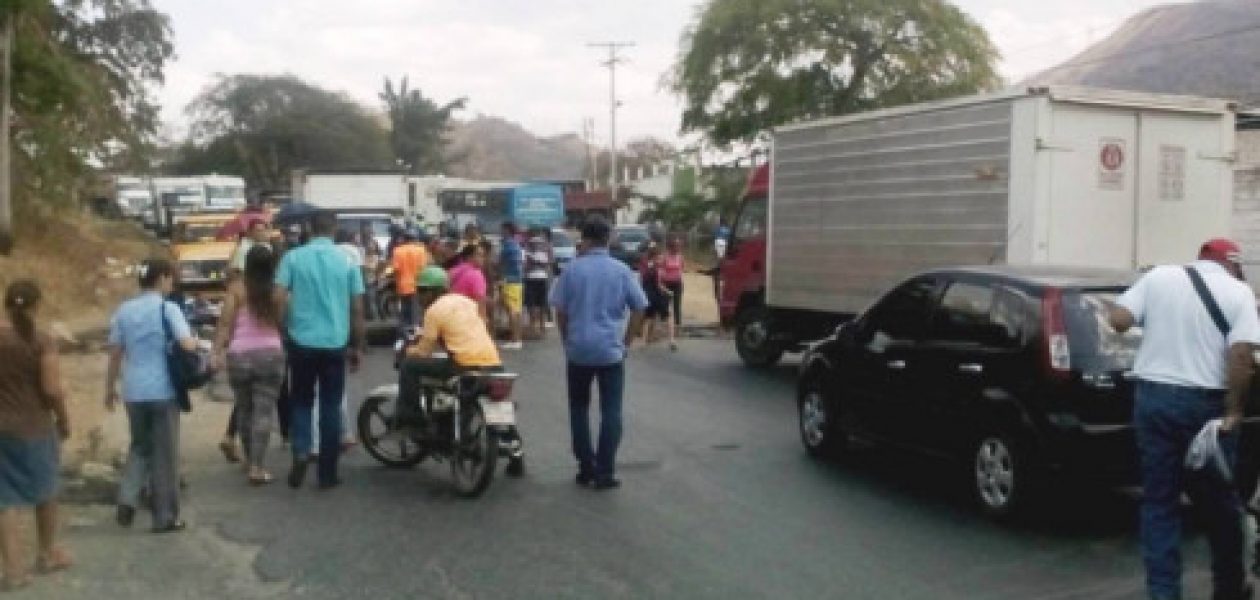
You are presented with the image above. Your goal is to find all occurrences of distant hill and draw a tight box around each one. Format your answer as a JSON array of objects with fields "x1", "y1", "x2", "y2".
[
  {"x1": 1024, "y1": 0, "x2": 1260, "y2": 106},
  {"x1": 444, "y1": 116, "x2": 588, "y2": 181}
]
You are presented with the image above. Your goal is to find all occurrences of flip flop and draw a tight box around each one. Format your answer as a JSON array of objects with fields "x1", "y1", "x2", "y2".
[
  {"x1": 219, "y1": 441, "x2": 241, "y2": 464},
  {"x1": 35, "y1": 549, "x2": 73, "y2": 575},
  {"x1": 248, "y1": 472, "x2": 274, "y2": 486},
  {"x1": 151, "y1": 520, "x2": 187, "y2": 534}
]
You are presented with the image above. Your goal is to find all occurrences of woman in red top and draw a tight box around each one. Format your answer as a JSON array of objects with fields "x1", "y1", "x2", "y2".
[{"x1": 661, "y1": 237, "x2": 686, "y2": 332}]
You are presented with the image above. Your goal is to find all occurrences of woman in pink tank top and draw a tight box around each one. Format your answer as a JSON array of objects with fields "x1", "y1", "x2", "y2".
[
  {"x1": 212, "y1": 245, "x2": 285, "y2": 485},
  {"x1": 662, "y1": 237, "x2": 686, "y2": 335}
]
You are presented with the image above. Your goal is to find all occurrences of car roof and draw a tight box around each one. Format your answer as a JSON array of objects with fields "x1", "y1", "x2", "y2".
[{"x1": 922, "y1": 265, "x2": 1138, "y2": 289}]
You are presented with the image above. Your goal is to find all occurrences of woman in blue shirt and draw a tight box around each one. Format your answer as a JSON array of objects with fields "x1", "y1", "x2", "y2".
[{"x1": 105, "y1": 259, "x2": 199, "y2": 533}]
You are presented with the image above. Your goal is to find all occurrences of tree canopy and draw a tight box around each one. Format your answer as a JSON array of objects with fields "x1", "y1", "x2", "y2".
[
  {"x1": 172, "y1": 74, "x2": 393, "y2": 190},
  {"x1": 10, "y1": 0, "x2": 173, "y2": 204},
  {"x1": 669, "y1": 0, "x2": 1002, "y2": 147},
  {"x1": 379, "y1": 76, "x2": 465, "y2": 175}
]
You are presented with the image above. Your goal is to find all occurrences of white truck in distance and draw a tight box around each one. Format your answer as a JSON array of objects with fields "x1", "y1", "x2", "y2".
[{"x1": 290, "y1": 170, "x2": 452, "y2": 227}]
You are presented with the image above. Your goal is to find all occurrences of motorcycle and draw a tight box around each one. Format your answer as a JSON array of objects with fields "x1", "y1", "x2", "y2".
[
  {"x1": 358, "y1": 329, "x2": 521, "y2": 497},
  {"x1": 375, "y1": 266, "x2": 399, "y2": 320}
]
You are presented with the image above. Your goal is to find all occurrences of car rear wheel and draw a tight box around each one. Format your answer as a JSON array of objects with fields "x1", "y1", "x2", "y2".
[
  {"x1": 799, "y1": 378, "x2": 845, "y2": 458},
  {"x1": 972, "y1": 433, "x2": 1029, "y2": 519},
  {"x1": 736, "y1": 306, "x2": 783, "y2": 368}
]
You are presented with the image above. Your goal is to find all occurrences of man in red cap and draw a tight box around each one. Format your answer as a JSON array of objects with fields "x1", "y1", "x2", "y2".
[{"x1": 1110, "y1": 238, "x2": 1259, "y2": 600}]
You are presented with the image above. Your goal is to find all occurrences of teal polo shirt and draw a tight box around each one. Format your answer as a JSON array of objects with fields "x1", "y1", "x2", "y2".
[{"x1": 275, "y1": 237, "x2": 365, "y2": 349}]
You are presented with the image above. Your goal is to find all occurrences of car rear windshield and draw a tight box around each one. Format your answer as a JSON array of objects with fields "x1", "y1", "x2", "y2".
[
  {"x1": 1062, "y1": 291, "x2": 1141, "y2": 373},
  {"x1": 551, "y1": 230, "x2": 573, "y2": 247},
  {"x1": 616, "y1": 229, "x2": 648, "y2": 241}
]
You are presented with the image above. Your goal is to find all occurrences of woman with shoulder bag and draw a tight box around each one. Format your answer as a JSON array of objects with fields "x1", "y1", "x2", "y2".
[
  {"x1": 105, "y1": 259, "x2": 199, "y2": 533},
  {"x1": 0, "y1": 281, "x2": 73, "y2": 590},
  {"x1": 212, "y1": 246, "x2": 286, "y2": 485}
]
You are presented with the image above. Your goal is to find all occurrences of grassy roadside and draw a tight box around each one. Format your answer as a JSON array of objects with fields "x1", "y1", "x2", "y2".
[{"x1": 0, "y1": 212, "x2": 165, "y2": 471}]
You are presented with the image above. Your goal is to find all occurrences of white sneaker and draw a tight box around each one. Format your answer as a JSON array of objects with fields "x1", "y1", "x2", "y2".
[{"x1": 500, "y1": 341, "x2": 524, "y2": 350}]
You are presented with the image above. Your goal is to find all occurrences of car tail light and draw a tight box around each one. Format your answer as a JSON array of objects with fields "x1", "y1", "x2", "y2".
[
  {"x1": 485, "y1": 373, "x2": 518, "y2": 401},
  {"x1": 1041, "y1": 288, "x2": 1071, "y2": 379}
]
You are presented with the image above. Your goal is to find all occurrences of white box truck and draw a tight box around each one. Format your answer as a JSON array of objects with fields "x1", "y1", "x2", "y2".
[
  {"x1": 720, "y1": 86, "x2": 1238, "y2": 367},
  {"x1": 291, "y1": 169, "x2": 410, "y2": 217}
]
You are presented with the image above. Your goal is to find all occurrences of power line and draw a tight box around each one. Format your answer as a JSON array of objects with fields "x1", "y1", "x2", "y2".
[{"x1": 587, "y1": 41, "x2": 634, "y2": 207}]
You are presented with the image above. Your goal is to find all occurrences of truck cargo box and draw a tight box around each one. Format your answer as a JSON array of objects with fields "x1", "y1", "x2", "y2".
[{"x1": 768, "y1": 86, "x2": 1236, "y2": 316}]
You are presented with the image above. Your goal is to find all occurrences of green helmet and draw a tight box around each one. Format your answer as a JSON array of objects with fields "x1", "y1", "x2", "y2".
[{"x1": 416, "y1": 266, "x2": 449, "y2": 290}]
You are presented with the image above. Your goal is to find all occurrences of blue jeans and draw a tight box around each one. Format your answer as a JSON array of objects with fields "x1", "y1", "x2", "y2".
[
  {"x1": 567, "y1": 362, "x2": 625, "y2": 480},
  {"x1": 1134, "y1": 380, "x2": 1246, "y2": 600},
  {"x1": 289, "y1": 345, "x2": 347, "y2": 485},
  {"x1": 399, "y1": 294, "x2": 417, "y2": 330}
]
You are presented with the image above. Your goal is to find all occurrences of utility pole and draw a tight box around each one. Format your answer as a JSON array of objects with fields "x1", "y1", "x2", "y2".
[
  {"x1": 0, "y1": 12, "x2": 12, "y2": 255},
  {"x1": 581, "y1": 117, "x2": 597, "y2": 191},
  {"x1": 587, "y1": 41, "x2": 634, "y2": 206}
]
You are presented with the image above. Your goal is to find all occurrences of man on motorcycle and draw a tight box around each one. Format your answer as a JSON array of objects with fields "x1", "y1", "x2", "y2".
[{"x1": 399, "y1": 266, "x2": 525, "y2": 476}]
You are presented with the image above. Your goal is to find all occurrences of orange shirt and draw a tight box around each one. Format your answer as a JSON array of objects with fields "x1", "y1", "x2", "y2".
[{"x1": 391, "y1": 243, "x2": 429, "y2": 296}]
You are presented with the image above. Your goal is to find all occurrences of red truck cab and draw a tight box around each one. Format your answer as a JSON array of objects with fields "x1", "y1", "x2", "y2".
[
  {"x1": 719, "y1": 164, "x2": 769, "y2": 323},
  {"x1": 719, "y1": 164, "x2": 780, "y2": 365}
]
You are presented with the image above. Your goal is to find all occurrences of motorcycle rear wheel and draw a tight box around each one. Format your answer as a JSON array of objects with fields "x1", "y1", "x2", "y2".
[
  {"x1": 358, "y1": 394, "x2": 427, "y2": 468},
  {"x1": 450, "y1": 401, "x2": 497, "y2": 497}
]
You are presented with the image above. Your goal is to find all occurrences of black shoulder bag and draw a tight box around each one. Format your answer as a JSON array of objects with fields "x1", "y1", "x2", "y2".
[
  {"x1": 1185, "y1": 266, "x2": 1231, "y2": 338},
  {"x1": 161, "y1": 301, "x2": 209, "y2": 412}
]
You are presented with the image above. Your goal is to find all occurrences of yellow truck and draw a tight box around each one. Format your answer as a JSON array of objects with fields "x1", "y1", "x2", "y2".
[{"x1": 170, "y1": 213, "x2": 237, "y2": 303}]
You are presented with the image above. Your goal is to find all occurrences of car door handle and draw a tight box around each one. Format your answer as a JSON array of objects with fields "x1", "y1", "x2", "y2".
[
  {"x1": 887, "y1": 360, "x2": 907, "y2": 370},
  {"x1": 958, "y1": 363, "x2": 984, "y2": 374}
]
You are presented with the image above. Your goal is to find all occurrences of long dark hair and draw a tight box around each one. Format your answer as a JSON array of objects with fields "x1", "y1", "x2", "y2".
[
  {"x1": 4, "y1": 280, "x2": 41, "y2": 345},
  {"x1": 243, "y1": 245, "x2": 280, "y2": 327}
]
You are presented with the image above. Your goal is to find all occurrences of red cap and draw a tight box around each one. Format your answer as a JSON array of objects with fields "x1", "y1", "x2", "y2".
[{"x1": 1199, "y1": 238, "x2": 1242, "y2": 264}]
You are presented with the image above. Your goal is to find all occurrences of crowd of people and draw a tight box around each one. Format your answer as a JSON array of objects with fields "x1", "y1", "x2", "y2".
[
  {"x1": 12, "y1": 204, "x2": 1260, "y2": 598},
  {"x1": 0, "y1": 210, "x2": 686, "y2": 592}
]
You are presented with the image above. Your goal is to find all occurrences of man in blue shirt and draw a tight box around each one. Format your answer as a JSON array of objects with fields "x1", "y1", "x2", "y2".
[
  {"x1": 275, "y1": 211, "x2": 366, "y2": 490},
  {"x1": 499, "y1": 222, "x2": 525, "y2": 350},
  {"x1": 550, "y1": 218, "x2": 648, "y2": 489}
]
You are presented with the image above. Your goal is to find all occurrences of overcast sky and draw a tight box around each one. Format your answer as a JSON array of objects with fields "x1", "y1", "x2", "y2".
[{"x1": 154, "y1": 0, "x2": 1170, "y2": 146}]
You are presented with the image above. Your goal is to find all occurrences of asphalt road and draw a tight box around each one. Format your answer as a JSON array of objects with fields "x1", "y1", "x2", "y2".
[{"x1": 39, "y1": 335, "x2": 1234, "y2": 599}]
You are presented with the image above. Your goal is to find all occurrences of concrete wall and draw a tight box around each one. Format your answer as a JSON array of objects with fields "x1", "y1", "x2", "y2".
[{"x1": 1232, "y1": 130, "x2": 1260, "y2": 284}]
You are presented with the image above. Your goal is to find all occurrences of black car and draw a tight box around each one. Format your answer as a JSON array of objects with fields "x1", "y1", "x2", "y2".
[
  {"x1": 796, "y1": 265, "x2": 1259, "y2": 518},
  {"x1": 610, "y1": 225, "x2": 652, "y2": 268}
]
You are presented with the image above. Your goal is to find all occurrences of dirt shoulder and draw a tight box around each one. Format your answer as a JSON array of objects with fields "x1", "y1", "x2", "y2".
[{"x1": 1, "y1": 213, "x2": 165, "y2": 473}]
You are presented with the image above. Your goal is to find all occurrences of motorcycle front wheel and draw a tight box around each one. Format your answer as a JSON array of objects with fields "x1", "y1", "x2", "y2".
[
  {"x1": 377, "y1": 290, "x2": 398, "y2": 321},
  {"x1": 358, "y1": 394, "x2": 427, "y2": 468},
  {"x1": 450, "y1": 401, "x2": 497, "y2": 497}
]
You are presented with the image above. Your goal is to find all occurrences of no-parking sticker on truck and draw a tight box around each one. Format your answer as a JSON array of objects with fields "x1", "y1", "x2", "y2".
[{"x1": 1098, "y1": 138, "x2": 1126, "y2": 191}]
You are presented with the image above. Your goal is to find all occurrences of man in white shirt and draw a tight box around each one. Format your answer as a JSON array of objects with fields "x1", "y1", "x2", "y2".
[{"x1": 1109, "y1": 238, "x2": 1260, "y2": 600}]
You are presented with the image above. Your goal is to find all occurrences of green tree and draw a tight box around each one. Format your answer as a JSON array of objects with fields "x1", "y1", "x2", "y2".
[
  {"x1": 174, "y1": 74, "x2": 393, "y2": 190},
  {"x1": 669, "y1": 0, "x2": 1001, "y2": 146},
  {"x1": 8, "y1": 0, "x2": 172, "y2": 202},
  {"x1": 379, "y1": 76, "x2": 465, "y2": 175}
]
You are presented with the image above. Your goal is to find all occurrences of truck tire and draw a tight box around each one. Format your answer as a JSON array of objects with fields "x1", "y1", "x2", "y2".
[{"x1": 735, "y1": 306, "x2": 783, "y2": 368}]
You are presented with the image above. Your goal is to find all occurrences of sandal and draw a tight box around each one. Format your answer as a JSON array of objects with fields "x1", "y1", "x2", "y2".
[
  {"x1": 151, "y1": 520, "x2": 187, "y2": 534},
  {"x1": 248, "y1": 471, "x2": 274, "y2": 486},
  {"x1": 35, "y1": 548, "x2": 73, "y2": 575},
  {"x1": 219, "y1": 440, "x2": 241, "y2": 464}
]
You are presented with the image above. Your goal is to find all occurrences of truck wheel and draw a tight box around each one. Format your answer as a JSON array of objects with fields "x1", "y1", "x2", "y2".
[{"x1": 735, "y1": 306, "x2": 782, "y2": 368}]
